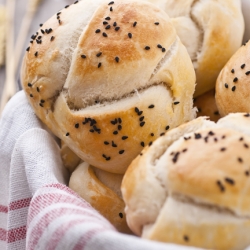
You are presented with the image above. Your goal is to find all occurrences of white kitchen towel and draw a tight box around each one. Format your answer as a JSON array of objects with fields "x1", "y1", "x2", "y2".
[{"x1": 0, "y1": 91, "x2": 201, "y2": 250}]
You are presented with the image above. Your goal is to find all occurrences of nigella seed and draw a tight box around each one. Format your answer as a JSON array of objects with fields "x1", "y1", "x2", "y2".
[
  {"x1": 162, "y1": 48, "x2": 166, "y2": 52},
  {"x1": 224, "y1": 83, "x2": 228, "y2": 88},
  {"x1": 118, "y1": 125, "x2": 122, "y2": 130},
  {"x1": 58, "y1": 20, "x2": 61, "y2": 24},
  {"x1": 139, "y1": 116, "x2": 144, "y2": 121},
  {"x1": 238, "y1": 157, "x2": 243, "y2": 163},
  {"x1": 119, "y1": 150, "x2": 125, "y2": 154},
  {"x1": 106, "y1": 157, "x2": 111, "y2": 161},
  {"x1": 115, "y1": 27, "x2": 120, "y2": 31},
  {"x1": 141, "y1": 142, "x2": 145, "y2": 147},
  {"x1": 220, "y1": 147, "x2": 226, "y2": 151},
  {"x1": 103, "y1": 21, "x2": 108, "y2": 25},
  {"x1": 140, "y1": 122, "x2": 145, "y2": 127},
  {"x1": 233, "y1": 77, "x2": 238, "y2": 83},
  {"x1": 40, "y1": 99, "x2": 45, "y2": 103},
  {"x1": 231, "y1": 69, "x2": 235, "y2": 73},
  {"x1": 149, "y1": 141, "x2": 153, "y2": 146},
  {"x1": 81, "y1": 54, "x2": 86, "y2": 59},
  {"x1": 244, "y1": 113, "x2": 250, "y2": 117},
  {"x1": 115, "y1": 57, "x2": 119, "y2": 63},
  {"x1": 113, "y1": 22, "x2": 117, "y2": 27},
  {"x1": 214, "y1": 111, "x2": 219, "y2": 115},
  {"x1": 241, "y1": 64, "x2": 246, "y2": 69},
  {"x1": 113, "y1": 131, "x2": 118, "y2": 135},
  {"x1": 154, "y1": 22, "x2": 159, "y2": 25},
  {"x1": 104, "y1": 141, "x2": 109, "y2": 145},
  {"x1": 174, "y1": 101, "x2": 180, "y2": 105},
  {"x1": 105, "y1": 25, "x2": 111, "y2": 30},
  {"x1": 128, "y1": 33, "x2": 132, "y2": 38},
  {"x1": 37, "y1": 87, "x2": 40, "y2": 92},
  {"x1": 246, "y1": 171, "x2": 250, "y2": 176},
  {"x1": 39, "y1": 103, "x2": 43, "y2": 107},
  {"x1": 96, "y1": 52, "x2": 102, "y2": 57},
  {"x1": 144, "y1": 46, "x2": 150, "y2": 50},
  {"x1": 172, "y1": 152, "x2": 180, "y2": 163},
  {"x1": 102, "y1": 32, "x2": 108, "y2": 37},
  {"x1": 225, "y1": 177, "x2": 235, "y2": 185},
  {"x1": 112, "y1": 141, "x2": 117, "y2": 147},
  {"x1": 50, "y1": 36, "x2": 55, "y2": 41},
  {"x1": 26, "y1": 47, "x2": 30, "y2": 52},
  {"x1": 246, "y1": 71, "x2": 250, "y2": 75},
  {"x1": 66, "y1": 132, "x2": 70, "y2": 136},
  {"x1": 165, "y1": 126, "x2": 170, "y2": 130},
  {"x1": 135, "y1": 107, "x2": 139, "y2": 113},
  {"x1": 41, "y1": 29, "x2": 45, "y2": 34},
  {"x1": 95, "y1": 29, "x2": 101, "y2": 33},
  {"x1": 138, "y1": 111, "x2": 143, "y2": 115},
  {"x1": 160, "y1": 132, "x2": 165, "y2": 136},
  {"x1": 183, "y1": 236, "x2": 189, "y2": 242},
  {"x1": 105, "y1": 17, "x2": 111, "y2": 20},
  {"x1": 157, "y1": 44, "x2": 162, "y2": 48},
  {"x1": 133, "y1": 22, "x2": 137, "y2": 27},
  {"x1": 195, "y1": 133, "x2": 202, "y2": 139},
  {"x1": 39, "y1": 23, "x2": 43, "y2": 27},
  {"x1": 108, "y1": 1, "x2": 114, "y2": 5},
  {"x1": 244, "y1": 143, "x2": 249, "y2": 148},
  {"x1": 151, "y1": 133, "x2": 154, "y2": 136},
  {"x1": 239, "y1": 137, "x2": 244, "y2": 141},
  {"x1": 217, "y1": 180, "x2": 225, "y2": 192},
  {"x1": 110, "y1": 6, "x2": 113, "y2": 11},
  {"x1": 148, "y1": 104, "x2": 154, "y2": 108},
  {"x1": 74, "y1": 1, "x2": 78, "y2": 3},
  {"x1": 75, "y1": 123, "x2": 79, "y2": 128},
  {"x1": 232, "y1": 86, "x2": 236, "y2": 92},
  {"x1": 34, "y1": 51, "x2": 38, "y2": 57},
  {"x1": 65, "y1": 5, "x2": 69, "y2": 8},
  {"x1": 89, "y1": 129, "x2": 94, "y2": 133},
  {"x1": 208, "y1": 131, "x2": 214, "y2": 136},
  {"x1": 98, "y1": 62, "x2": 102, "y2": 68},
  {"x1": 122, "y1": 136, "x2": 128, "y2": 140},
  {"x1": 28, "y1": 83, "x2": 32, "y2": 87},
  {"x1": 30, "y1": 94, "x2": 33, "y2": 97},
  {"x1": 119, "y1": 212, "x2": 123, "y2": 218}
]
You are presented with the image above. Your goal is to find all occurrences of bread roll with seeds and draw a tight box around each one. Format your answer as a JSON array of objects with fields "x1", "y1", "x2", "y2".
[
  {"x1": 215, "y1": 40, "x2": 250, "y2": 116},
  {"x1": 194, "y1": 89, "x2": 221, "y2": 122},
  {"x1": 122, "y1": 113, "x2": 250, "y2": 250},
  {"x1": 144, "y1": 0, "x2": 244, "y2": 97},
  {"x1": 21, "y1": 0, "x2": 196, "y2": 174},
  {"x1": 69, "y1": 162, "x2": 132, "y2": 234}
]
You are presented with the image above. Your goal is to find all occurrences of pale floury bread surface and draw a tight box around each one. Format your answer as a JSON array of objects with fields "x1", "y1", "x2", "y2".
[
  {"x1": 69, "y1": 162, "x2": 132, "y2": 234},
  {"x1": 144, "y1": 0, "x2": 244, "y2": 96},
  {"x1": 21, "y1": 0, "x2": 196, "y2": 174},
  {"x1": 121, "y1": 113, "x2": 250, "y2": 250},
  {"x1": 215, "y1": 41, "x2": 250, "y2": 116}
]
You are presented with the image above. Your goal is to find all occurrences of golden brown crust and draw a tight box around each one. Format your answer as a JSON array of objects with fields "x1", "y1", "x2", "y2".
[
  {"x1": 69, "y1": 162, "x2": 132, "y2": 234},
  {"x1": 21, "y1": 0, "x2": 196, "y2": 174},
  {"x1": 215, "y1": 41, "x2": 250, "y2": 116},
  {"x1": 122, "y1": 114, "x2": 250, "y2": 249},
  {"x1": 194, "y1": 89, "x2": 221, "y2": 122}
]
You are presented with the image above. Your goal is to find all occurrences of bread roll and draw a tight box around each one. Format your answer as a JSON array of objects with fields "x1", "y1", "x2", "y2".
[
  {"x1": 60, "y1": 140, "x2": 81, "y2": 173},
  {"x1": 144, "y1": 0, "x2": 244, "y2": 96},
  {"x1": 215, "y1": 40, "x2": 250, "y2": 116},
  {"x1": 69, "y1": 162, "x2": 132, "y2": 234},
  {"x1": 122, "y1": 113, "x2": 250, "y2": 250},
  {"x1": 194, "y1": 89, "x2": 221, "y2": 122},
  {"x1": 21, "y1": 0, "x2": 196, "y2": 174}
]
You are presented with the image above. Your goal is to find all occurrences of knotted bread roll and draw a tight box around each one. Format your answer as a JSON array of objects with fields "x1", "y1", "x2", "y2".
[
  {"x1": 21, "y1": 0, "x2": 196, "y2": 174},
  {"x1": 122, "y1": 113, "x2": 250, "y2": 250},
  {"x1": 145, "y1": 0, "x2": 244, "y2": 97}
]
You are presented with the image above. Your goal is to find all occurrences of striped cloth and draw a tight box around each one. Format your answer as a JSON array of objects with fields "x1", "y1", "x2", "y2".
[{"x1": 0, "y1": 90, "x2": 203, "y2": 250}]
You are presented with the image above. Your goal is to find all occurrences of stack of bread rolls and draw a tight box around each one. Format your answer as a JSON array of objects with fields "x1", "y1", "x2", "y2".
[{"x1": 21, "y1": 0, "x2": 250, "y2": 248}]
